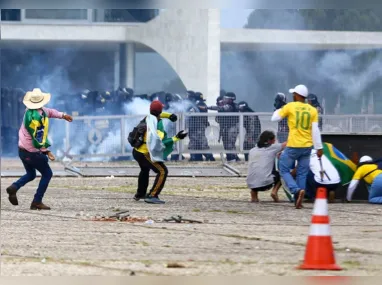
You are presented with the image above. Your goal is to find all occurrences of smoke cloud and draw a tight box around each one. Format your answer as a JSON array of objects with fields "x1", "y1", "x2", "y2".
[{"x1": 221, "y1": 10, "x2": 382, "y2": 115}]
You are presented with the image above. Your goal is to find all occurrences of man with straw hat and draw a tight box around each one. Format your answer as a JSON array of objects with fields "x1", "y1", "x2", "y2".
[{"x1": 5, "y1": 88, "x2": 73, "y2": 210}]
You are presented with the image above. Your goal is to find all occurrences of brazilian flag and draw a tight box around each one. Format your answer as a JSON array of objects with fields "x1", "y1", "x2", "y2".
[
  {"x1": 24, "y1": 109, "x2": 51, "y2": 149},
  {"x1": 323, "y1": 142, "x2": 356, "y2": 185},
  {"x1": 157, "y1": 119, "x2": 175, "y2": 158}
]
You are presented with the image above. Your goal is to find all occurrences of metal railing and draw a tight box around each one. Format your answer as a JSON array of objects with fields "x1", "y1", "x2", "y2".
[{"x1": 61, "y1": 113, "x2": 382, "y2": 160}]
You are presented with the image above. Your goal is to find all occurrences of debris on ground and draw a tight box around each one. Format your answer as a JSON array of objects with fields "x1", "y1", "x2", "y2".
[
  {"x1": 91, "y1": 216, "x2": 149, "y2": 223},
  {"x1": 163, "y1": 215, "x2": 203, "y2": 224},
  {"x1": 167, "y1": 262, "x2": 186, "y2": 268},
  {"x1": 89, "y1": 210, "x2": 149, "y2": 223}
]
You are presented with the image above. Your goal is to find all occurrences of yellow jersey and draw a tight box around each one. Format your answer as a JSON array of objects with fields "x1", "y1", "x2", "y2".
[
  {"x1": 352, "y1": 164, "x2": 382, "y2": 185},
  {"x1": 278, "y1": 101, "x2": 318, "y2": 148}
]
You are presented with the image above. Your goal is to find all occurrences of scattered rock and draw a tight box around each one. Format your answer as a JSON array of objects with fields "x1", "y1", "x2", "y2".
[{"x1": 167, "y1": 262, "x2": 185, "y2": 268}]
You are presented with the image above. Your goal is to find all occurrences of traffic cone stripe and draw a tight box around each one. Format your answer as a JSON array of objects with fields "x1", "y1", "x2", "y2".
[
  {"x1": 309, "y1": 224, "x2": 331, "y2": 236},
  {"x1": 311, "y1": 215, "x2": 330, "y2": 224},
  {"x1": 312, "y1": 199, "x2": 328, "y2": 216}
]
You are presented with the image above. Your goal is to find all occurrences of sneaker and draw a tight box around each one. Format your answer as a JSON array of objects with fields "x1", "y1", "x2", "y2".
[
  {"x1": 30, "y1": 202, "x2": 51, "y2": 210},
  {"x1": 144, "y1": 196, "x2": 165, "y2": 204},
  {"x1": 133, "y1": 194, "x2": 145, "y2": 201},
  {"x1": 295, "y1": 190, "x2": 305, "y2": 209},
  {"x1": 6, "y1": 184, "x2": 18, "y2": 206}
]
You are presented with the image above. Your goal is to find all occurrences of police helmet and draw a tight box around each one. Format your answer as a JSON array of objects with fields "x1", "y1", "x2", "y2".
[
  {"x1": 195, "y1": 92, "x2": 205, "y2": 101},
  {"x1": 165, "y1": 93, "x2": 174, "y2": 102},
  {"x1": 173, "y1": 94, "x2": 182, "y2": 102},
  {"x1": 223, "y1": 92, "x2": 236, "y2": 102},
  {"x1": 274, "y1": 92, "x2": 287, "y2": 109},
  {"x1": 307, "y1": 93, "x2": 319, "y2": 107},
  {"x1": 187, "y1": 90, "x2": 196, "y2": 101}
]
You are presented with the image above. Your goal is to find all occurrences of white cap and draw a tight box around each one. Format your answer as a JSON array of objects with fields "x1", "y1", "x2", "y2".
[
  {"x1": 289, "y1": 84, "x2": 309, "y2": 98},
  {"x1": 359, "y1": 155, "x2": 373, "y2": 163}
]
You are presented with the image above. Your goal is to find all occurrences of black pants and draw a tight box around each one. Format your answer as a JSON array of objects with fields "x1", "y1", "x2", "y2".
[{"x1": 133, "y1": 149, "x2": 168, "y2": 198}]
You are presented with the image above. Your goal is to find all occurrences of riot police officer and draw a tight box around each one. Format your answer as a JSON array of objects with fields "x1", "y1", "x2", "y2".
[
  {"x1": 238, "y1": 101, "x2": 261, "y2": 161},
  {"x1": 274, "y1": 93, "x2": 289, "y2": 143},
  {"x1": 209, "y1": 92, "x2": 240, "y2": 162},
  {"x1": 187, "y1": 92, "x2": 215, "y2": 161},
  {"x1": 307, "y1": 93, "x2": 324, "y2": 131},
  {"x1": 115, "y1": 87, "x2": 134, "y2": 114}
]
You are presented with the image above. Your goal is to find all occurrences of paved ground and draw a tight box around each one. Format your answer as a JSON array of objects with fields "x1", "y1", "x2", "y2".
[{"x1": 1, "y1": 160, "x2": 382, "y2": 276}]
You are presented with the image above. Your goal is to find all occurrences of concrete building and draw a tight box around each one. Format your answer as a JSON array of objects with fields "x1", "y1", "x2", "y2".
[{"x1": 2, "y1": 9, "x2": 382, "y2": 105}]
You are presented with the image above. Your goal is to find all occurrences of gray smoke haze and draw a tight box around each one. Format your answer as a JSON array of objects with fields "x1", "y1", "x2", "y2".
[{"x1": 221, "y1": 10, "x2": 382, "y2": 114}]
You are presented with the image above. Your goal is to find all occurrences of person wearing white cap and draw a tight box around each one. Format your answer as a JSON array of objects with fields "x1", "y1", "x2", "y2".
[
  {"x1": 5, "y1": 88, "x2": 73, "y2": 210},
  {"x1": 271, "y1": 84, "x2": 323, "y2": 209},
  {"x1": 347, "y1": 156, "x2": 382, "y2": 204}
]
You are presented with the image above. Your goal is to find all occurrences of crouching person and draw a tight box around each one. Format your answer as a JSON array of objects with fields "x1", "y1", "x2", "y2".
[
  {"x1": 132, "y1": 100, "x2": 188, "y2": 204},
  {"x1": 6, "y1": 88, "x2": 73, "y2": 210},
  {"x1": 305, "y1": 149, "x2": 341, "y2": 202},
  {"x1": 347, "y1": 156, "x2": 382, "y2": 204},
  {"x1": 246, "y1": 130, "x2": 286, "y2": 202}
]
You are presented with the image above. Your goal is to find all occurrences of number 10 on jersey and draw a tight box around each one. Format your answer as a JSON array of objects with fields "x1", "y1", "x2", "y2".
[{"x1": 295, "y1": 111, "x2": 311, "y2": 130}]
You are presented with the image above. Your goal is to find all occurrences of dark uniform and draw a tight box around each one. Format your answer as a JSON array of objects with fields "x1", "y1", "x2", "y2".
[
  {"x1": 238, "y1": 101, "x2": 261, "y2": 161},
  {"x1": 274, "y1": 93, "x2": 289, "y2": 143},
  {"x1": 307, "y1": 93, "x2": 324, "y2": 131},
  {"x1": 186, "y1": 92, "x2": 215, "y2": 162},
  {"x1": 209, "y1": 92, "x2": 240, "y2": 162}
]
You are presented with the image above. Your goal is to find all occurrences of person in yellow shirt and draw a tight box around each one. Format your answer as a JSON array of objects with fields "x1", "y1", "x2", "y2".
[
  {"x1": 347, "y1": 156, "x2": 382, "y2": 204},
  {"x1": 271, "y1": 84, "x2": 323, "y2": 209},
  {"x1": 132, "y1": 100, "x2": 188, "y2": 204}
]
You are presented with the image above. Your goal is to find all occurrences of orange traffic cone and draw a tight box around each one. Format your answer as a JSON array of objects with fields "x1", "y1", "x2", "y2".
[{"x1": 298, "y1": 187, "x2": 342, "y2": 270}]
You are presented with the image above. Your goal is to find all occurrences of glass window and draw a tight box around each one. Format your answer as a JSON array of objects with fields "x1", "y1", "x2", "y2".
[
  {"x1": 24, "y1": 9, "x2": 88, "y2": 20},
  {"x1": 1, "y1": 9, "x2": 21, "y2": 21},
  {"x1": 102, "y1": 9, "x2": 159, "y2": 23}
]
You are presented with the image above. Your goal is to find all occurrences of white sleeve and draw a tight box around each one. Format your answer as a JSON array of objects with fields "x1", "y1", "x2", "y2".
[
  {"x1": 312, "y1": 122, "x2": 323, "y2": 150},
  {"x1": 271, "y1": 109, "x2": 283, "y2": 122},
  {"x1": 346, "y1": 180, "x2": 360, "y2": 201}
]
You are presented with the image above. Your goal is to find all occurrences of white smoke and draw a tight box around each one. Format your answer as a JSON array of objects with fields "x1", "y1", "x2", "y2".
[{"x1": 316, "y1": 50, "x2": 382, "y2": 98}]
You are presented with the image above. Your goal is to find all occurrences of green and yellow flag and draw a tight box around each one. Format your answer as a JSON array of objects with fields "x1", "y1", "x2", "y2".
[
  {"x1": 157, "y1": 119, "x2": 175, "y2": 158},
  {"x1": 323, "y1": 142, "x2": 356, "y2": 185},
  {"x1": 24, "y1": 109, "x2": 51, "y2": 149}
]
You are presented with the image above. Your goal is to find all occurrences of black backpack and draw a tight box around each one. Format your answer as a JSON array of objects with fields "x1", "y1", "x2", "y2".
[{"x1": 128, "y1": 119, "x2": 147, "y2": 148}]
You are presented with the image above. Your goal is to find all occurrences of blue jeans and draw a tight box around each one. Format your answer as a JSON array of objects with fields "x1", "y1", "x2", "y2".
[
  {"x1": 13, "y1": 149, "x2": 53, "y2": 203},
  {"x1": 369, "y1": 174, "x2": 382, "y2": 204},
  {"x1": 279, "y1": 147, "x2": 311, "y2": 196}
]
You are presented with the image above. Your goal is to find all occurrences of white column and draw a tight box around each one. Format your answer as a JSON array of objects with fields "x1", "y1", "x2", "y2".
[
  {"x1": 114, "y1": 49, "x2": 120, "y2": 90},
  {"x1": 126, "y1": 43, "x2": 135, "y2": 89},
  {"x1": 206, "y1": 9, "x2": 221, "y2": 106}
]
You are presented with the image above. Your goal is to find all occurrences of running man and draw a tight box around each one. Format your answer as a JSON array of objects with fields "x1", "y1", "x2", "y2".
[{"x1": 271, "y1": 84, "x2": 323, "y2": 209}]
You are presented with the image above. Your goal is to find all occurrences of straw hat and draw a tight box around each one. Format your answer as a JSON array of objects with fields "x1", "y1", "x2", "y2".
[{"x1": 23, "y1": 88, "x2": 51, "y2": 109}]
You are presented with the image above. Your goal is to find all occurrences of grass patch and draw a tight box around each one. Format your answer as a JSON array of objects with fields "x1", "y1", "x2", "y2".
[
  {"x1": 208, "y1": 209, "x2": 223, "y2": 213},
  {"x1": 343, "y1": 260, "x2": 361, "y2": 267},
  {"x1": 135, "y1": 241, "x2": 150, "y2": 247},
  {"x1": 192, "y1": 209, "x2": 201, "y2": 212}
]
